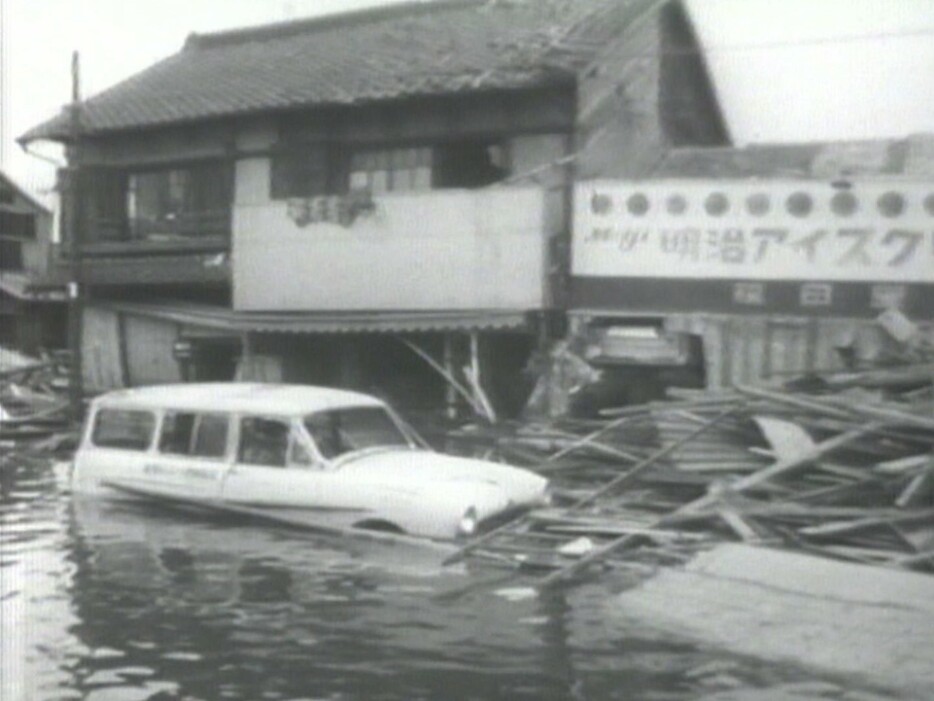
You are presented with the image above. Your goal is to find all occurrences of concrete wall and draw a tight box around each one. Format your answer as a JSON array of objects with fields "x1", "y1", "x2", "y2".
[
  {"x1": 666, "y1": 313, "x2": 911, "y2": 388},
  {"x1": 233, "y1": 176, "x2": 556, "y2": 311}
]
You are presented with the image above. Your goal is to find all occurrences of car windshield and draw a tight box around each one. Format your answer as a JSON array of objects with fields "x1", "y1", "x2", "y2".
[{"x1": 303, "y1": 406, "x2": 412, "y2": 460}]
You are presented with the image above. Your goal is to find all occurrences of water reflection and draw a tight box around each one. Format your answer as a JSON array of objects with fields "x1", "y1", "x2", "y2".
[{"x1": 2, "y1": 455, "x2": 907, "y2": 701}]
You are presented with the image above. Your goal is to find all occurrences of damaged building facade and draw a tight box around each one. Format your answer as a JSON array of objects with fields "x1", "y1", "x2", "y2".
[
  {"x1": 18, "y1": 0, "x2": 673, "y2": 417},
  {"x1": 0, "y1": 170, "x2": 66, "y2": 355},
  {"x1": 566, "y1": 2, "x2": 934, "y2": 410},
  {"x1": 20, "y1": 0, "x2": 932, "y2": 416}
]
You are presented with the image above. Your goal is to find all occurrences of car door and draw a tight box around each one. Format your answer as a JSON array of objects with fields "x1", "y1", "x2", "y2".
[
  {"x1": 74, "y1": 406, "x2": 159, "y2": 494},
  {"x1": 221, "y1": 415, "x2": 332, "y2": 524},
  {"x1": 145, "y1": 410, "x2": 231, "y2": 500}
]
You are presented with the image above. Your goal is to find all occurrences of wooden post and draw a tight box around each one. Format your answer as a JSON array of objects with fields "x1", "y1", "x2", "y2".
[
  {"x1": 65, "y1": 51, "x2": 84, "y2": 425},
  {"x1": 239, "y1": 331, "x2": 253, "y2": 380},
  {"x1": 443, "y1": 333, "x2": 457, "y2": 420}
]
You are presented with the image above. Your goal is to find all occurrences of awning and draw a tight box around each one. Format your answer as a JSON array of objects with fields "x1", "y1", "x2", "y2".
[
  {"x1": 99, "y1": 301, "x2": 531, "y2": 335},
  {"x1": 0, "y1": 272, "x2": 67, "y2": 302}
]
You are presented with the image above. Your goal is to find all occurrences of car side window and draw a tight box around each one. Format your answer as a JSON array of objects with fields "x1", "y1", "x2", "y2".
[
  {"x1": 192, "y1": 414, "x2": 229, "y2": 459},
  {"x1": 159, "y1": 412, "x2": 196, "y2": 454},
  {"x1": 238, "y1": 417, "x2": 290, "y2": 467},
  {"x1": 159, "y1": 412, "x2": 229, "y2": 459},
  {"x1": 92, "y1": 409, "x2": 156, "y2": 451}
]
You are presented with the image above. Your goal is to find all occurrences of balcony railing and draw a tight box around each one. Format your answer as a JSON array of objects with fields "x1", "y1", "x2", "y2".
[{"x1": 74, "y1": 210, "x2": 231, "y2": 257}]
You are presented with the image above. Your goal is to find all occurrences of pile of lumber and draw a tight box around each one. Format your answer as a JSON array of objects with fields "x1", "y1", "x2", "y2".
[
  {"x1": 446, "y1": 360, "x2": 934, "y2": 582},
  {"x1": 0, "y1": 348, "x2": 73, "y2": 444}
]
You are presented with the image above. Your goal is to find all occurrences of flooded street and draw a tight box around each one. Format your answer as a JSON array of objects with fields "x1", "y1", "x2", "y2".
[{"x1": 1, "y1": 454, "x2": 907, "y2": 701}]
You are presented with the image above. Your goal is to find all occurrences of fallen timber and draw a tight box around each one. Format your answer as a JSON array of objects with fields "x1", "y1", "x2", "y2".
[{"x1": 444, "y1": 358, "x2": 934, "y2": 586}]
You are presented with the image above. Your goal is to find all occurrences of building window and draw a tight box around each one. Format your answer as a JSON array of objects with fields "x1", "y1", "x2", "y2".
[
  {"x1": 433, "y1": 140, "x2": 508, "y2": 189},
  {"x1": 0, "y1": 183, "x2": 13, "y2": 205},
  {"x1": 125, "y1": 161, "x2": 231, "y2": 240},
  {"x1": 0, "y1": 239, "x2": 24, "y2": 271},
  {"x1": 270, "y1": 142, "x2": 349, "y2": 200},
  {"x1": 271, "y1": 139, "x2": 508, "y2": 199},
  {"x1": 349, "y1": 147, "x2": 432, "y2": 193},
  {"x1": 0, "y1": 210, "x2": 37, "y2": 239}
]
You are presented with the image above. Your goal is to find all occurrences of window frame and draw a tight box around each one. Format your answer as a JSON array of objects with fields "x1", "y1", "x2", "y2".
[
  {"x1": 124, "y1": 160, "x2": 233, "y2": 241},
  {"x1": 90, "y1": 407, "x2": 158, "y2": 452},
  {"x1": 236, "y1": 415, "x2": 314, "y2": 470},
  {"x1": 157, "y1": 410, "x2": 232, "y2": 462}
]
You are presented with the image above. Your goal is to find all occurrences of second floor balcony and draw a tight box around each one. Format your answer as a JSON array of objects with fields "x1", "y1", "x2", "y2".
[{"x1": 72, "y1": 160, "x2": 233, "y2": 257}]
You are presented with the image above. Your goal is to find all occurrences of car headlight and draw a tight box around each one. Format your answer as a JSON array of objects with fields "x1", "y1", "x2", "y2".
[{"x1": 457, "y1": 506, "x2": 478, "y2": 537}]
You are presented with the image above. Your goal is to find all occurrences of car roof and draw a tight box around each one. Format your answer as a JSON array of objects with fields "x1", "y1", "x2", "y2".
[{"x1": 92, "y1": 383, "x2": 385, "y2": 416}]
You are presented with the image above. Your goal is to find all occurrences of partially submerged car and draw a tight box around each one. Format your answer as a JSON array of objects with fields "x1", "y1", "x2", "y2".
[{"x1": 72, "y1": 383, "x2": 549, "y2": 540}]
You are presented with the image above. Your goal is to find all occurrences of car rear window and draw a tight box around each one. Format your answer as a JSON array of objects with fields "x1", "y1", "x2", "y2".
[{"x1": 91, "y1": 409, "x2": 156, "y2": 451}]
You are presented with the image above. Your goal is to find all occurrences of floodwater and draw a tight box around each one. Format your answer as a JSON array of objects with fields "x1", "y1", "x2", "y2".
[{"x1": 1, "y1": 453, "x2": 905, "y2": 701}]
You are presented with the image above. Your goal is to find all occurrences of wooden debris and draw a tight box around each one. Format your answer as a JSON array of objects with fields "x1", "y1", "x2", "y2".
[{"x1": 443, "y1": 356, "x2": 934, "y2": 585}]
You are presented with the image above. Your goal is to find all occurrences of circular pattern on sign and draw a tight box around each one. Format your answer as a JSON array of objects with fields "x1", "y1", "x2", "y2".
[
  {"x1": 745, "y1": 193, "x2": 770, "y2": 216},
  {"x1": 590, "y1": 192, "x2": 612, "y2": 216},
  {"x1": 627, "y1": 193, "x2": 650, "y2": 216},
  {"x1": 830, "y1": 191, "x2": 858, "y2": 217},
  {"x1": 666, "y1": 194, "x2": 687, "y2": 215},
  {"x1": 877, "y1": 191, "x2": 905, "y2": 218},
  {"x1": 786, "y1": 192, "x2": 813, "y2": 218},
  {"x1": 924, "y1": 193, "x2": 934, "y2": 216},
  {"x1": 705, "y1": 192, "x2": 729, "y2": 216}
]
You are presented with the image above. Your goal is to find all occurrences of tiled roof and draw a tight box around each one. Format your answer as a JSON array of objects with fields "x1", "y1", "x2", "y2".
[{"x1": 22, "y1": 0, "x2": 659, "y2": 142}]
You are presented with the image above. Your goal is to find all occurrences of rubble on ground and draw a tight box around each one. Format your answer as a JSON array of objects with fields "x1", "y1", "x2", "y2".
[
  {"x1": 446, "y1": 355, "x2": 934, "y2": 581},
  {"x1": 0, "y1": 347, "x2": 74, "y2": 449}
]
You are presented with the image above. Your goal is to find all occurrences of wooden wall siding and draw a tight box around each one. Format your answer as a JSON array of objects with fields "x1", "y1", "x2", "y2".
[
  {"x1": 78, "y1": 121, "x2": 236, "y2": 167},
  {"x1": 123, "y1": 313, "x2": 182, "y2": 386},
  {"x1": 76, "y1": 90, "x2": 573, "y2": 170},
  {"x1": 277, "y1": 89, "x2": 575, "y2": 147},
  {"x1": 575, "y1": 1, "x2": 729, "y2": 181},
  {"x1": 81, "y1": 306, "x2": 125, "y2": 391},
  {"x1": 664, "y1": 314, "x2": 908, "y2": 388},
  {"x1": 18, "y1": 211, "x2": 54, "y2": 275},
  {"x1": 1, "y1": 185, "x2": 54, "y2": 277}
]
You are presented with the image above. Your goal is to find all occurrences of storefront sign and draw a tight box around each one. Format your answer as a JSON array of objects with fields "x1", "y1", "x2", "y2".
[{"x1": 573, "y1": 181, "x2": 934, "y2": 283}]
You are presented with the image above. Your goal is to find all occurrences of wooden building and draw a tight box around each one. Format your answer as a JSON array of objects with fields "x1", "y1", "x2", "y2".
[
  {"x1": 0, "y1": 170, "x2": 66, "y2": 355},
  {"x1": 19, "y1": 0, "x2": 748, "y2": 413}
]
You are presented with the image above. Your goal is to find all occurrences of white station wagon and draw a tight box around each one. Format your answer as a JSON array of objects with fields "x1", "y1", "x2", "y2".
[{"x1": 72, "y1": 383, "x2": 549, "y2": 540}]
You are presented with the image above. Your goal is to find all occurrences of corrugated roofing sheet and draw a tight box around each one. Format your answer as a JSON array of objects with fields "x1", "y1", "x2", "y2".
[
  {"x1": 103, "y1": 301, "x2": 529, "y2": 334},
  {"x1": 23, "y1": 0, "x2": 657, "y2": 142}
]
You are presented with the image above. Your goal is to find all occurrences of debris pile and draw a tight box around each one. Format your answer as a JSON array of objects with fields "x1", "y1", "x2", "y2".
[
  {"x1": 0, "y1": 348, "x2": 74, "y2": 446},
  {"x1": 446, "y1": 360, "x2": 934, "y2": 584}
]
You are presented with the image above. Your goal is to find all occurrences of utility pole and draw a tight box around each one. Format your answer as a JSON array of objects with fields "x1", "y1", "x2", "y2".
[{"x1": 65, "y1": 51, "x2": 84, "y2": 425}]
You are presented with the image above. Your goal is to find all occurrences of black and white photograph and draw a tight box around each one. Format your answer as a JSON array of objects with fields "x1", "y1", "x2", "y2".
[{"x1": 1, "y1": 1, "x2": 933, "y2": 699}]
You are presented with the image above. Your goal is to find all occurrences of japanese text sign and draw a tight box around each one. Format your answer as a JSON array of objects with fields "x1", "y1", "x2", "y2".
[{"x1": 573, "y1": 180, "x2": 934, "y2": 283}]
